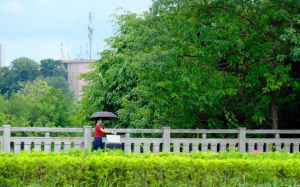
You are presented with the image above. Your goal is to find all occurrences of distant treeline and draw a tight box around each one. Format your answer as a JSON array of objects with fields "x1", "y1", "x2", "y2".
[{"x1": 0, "y1": 57, "x2": 79, "y2": 128}]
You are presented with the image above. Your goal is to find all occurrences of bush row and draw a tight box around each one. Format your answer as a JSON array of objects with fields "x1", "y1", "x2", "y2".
[{"x1": 0, "y1": 149, "x2": 300, "y2": 186}]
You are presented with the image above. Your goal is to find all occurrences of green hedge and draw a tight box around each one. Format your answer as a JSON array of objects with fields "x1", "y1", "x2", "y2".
[{"x1": 0, "y1": 149, "x2": 300, "y2": 186}]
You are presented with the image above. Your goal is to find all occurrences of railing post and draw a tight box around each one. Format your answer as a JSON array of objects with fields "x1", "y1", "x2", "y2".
[
  {"x1": 84, "y1": 126, "x2": 92, "y2": 150},
  {"x1": 124, "y1": 133, "x2": 131, "y2": 153},
  {"x1": 3, "y1": 125, "x2": 11, "y2": 153},
  {"x1": 162, "y1": 127, "x2": 171, "y2": 152},
  {"x1": 238, "y1": 127, "x2": 246, "y2": 152},
  {"x1": 275, "y1": 133, "x2": 281, "y2": 151}
]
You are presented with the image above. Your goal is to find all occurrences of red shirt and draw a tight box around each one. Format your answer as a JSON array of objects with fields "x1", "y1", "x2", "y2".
[{"x1": 95, "y1": 125, "x2": 103, "y2": 137}]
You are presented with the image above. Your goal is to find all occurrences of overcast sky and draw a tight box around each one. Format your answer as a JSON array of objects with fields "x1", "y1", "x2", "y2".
[{"x1": 0, "y1": 0, "x2": 152, "y2": 66}]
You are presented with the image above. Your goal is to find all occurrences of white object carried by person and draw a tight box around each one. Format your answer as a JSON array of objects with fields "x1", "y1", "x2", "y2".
[{"x1": 106, "y1": 135, "x2": 121, "y2": 144}]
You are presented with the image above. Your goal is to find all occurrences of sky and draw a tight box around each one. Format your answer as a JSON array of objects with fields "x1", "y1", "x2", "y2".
[{"x1": 0, "y1": 0, "x2": 153, "y2": 66}]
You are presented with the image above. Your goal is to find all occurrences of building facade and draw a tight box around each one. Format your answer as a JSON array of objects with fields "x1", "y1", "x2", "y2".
[
  {"x1": 61, "y1": 60, "x2": 94, "y2": 100},
  {"x1": 0, "y1": 43, "x2": 4, "y2": 67}
]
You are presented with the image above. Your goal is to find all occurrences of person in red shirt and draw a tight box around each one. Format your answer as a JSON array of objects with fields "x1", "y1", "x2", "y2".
[{"x1": 92, "y1": 118, "x2": 116, "y2": 151}]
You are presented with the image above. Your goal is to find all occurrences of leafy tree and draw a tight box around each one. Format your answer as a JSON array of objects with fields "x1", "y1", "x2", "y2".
[
  {"x1": 40, "y1": 58, "x2": 67, "y2": 78},
  {"x1": 36, "y1": 76, "x2": 75, "y2": 100},
  {"x1": 38, "y1": 88, "x2": 74, "y2": 127},
  {"x1": 0, "y1": 80, "x2": 78, "y2": 128},
  {"x1": 9, "y1": 57, "x2": 40, "y2": 92},
  {"x1": 79, "y1": 0, "x2": 300, "y2": 130},
  {"x1": 18, "y1": 79, "x2": 51, "y2": 100},
  {"x1": 0, "y1": 112, "x2": 30, "y2": 128},
  {"x1": 10, "y1": 57, "x2": 40, "y2": 82},
  {"x1": 0, "y1": 93, "x2": 31, "y2": 130},
  {"x1": 0, "y1": 113, "x2": 11, "y2": 126},
  {"x1": 1, "y1": 58, "x2": 68, "y2": 96},
  {"x1": 78, "y1": 44, "x2": 138, "y2": 128},
  {"x1": 0, "y1": 57, "x2": 79, "y2": 129},
  {"x1": 17, "y1": 80, "x2": 75, "y2": 127},
  {"x1": 0, "y1": 67, "x2": 14, "y2": 95},
  {"x1": 158, "y1": 0, "x2": 300, "y2": 129},
  {"x1": 0, "y1": 92, "x2": 31, "y2": 120}
]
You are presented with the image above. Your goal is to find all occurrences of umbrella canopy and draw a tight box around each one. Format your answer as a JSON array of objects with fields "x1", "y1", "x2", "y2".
[{"x1": 89, "y1": 111, "x2": 119, "y2": 121}]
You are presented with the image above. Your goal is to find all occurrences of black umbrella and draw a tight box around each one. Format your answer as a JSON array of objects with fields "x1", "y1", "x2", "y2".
[{"x1": 89, "y1": 111, "x2": 119, "y2": 121}]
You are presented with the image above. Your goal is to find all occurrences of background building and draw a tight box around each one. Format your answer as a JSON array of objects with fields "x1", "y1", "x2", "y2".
[
  {"x1": 0, "y1": 43, "x2": 4, "y2": 67},
  {"x1": 61, "y1": 60, "x2": 94, "y2": 100}
]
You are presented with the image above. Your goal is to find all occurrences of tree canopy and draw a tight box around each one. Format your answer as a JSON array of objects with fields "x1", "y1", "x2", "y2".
[
  {"x1": 0, "y1": 58, "x2": 78, "y2": 128},
  {"x1": 0, "y1": 80, "x2": 78, "y2": 128},
  {"x1": 40, "y1": 58, "x2": 67, "y2": 78},
  {"x1": 78, "y1": 0, "x2": 300, "y2": 129},
  {"x1": 0, "y1": 57, "x2": 73, "y2": 98}
]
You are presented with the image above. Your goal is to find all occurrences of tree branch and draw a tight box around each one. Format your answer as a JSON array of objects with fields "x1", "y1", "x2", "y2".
[
  {"x1": 216, "y1": 67, "x2": 248, "y2": 74},
  {"x1": 178, "y1": 53, "x2": 204, "y2": 58},
  {"x1": 222, "y1": 87, "x2": 251, "y2": 109},
  {"x1": 271, "y1": 45, "x2": 281, "y2": 56},
  {"x1": 207, "y1": 5, "x2": 290, "y2": 45}
]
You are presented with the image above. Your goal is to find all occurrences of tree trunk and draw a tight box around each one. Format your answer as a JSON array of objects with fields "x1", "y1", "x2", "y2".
[{"x1": 271, "y1": 91, "x2": 279, "y2": 129}]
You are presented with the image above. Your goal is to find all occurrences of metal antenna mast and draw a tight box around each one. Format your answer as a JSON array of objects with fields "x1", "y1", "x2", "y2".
[
  {"x1": 67, "y1": 43, "x2": 71, "y2": 60},
  {"x1": 61, "y1": 43, "x2": 66, "y2": 61},
  {"x1": 88, "y1": 12, "x2": 94, "y2": 60}
]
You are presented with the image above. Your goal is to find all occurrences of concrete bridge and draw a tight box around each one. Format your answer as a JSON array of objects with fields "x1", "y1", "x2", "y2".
[{"x1": 1, "y1": 125, "x2": 300, "y2": 153}]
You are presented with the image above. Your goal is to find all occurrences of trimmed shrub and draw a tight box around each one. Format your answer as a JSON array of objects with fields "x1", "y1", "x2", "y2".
[{"x1": 0, "y1": 149, "x2": 300, "y2": 186}]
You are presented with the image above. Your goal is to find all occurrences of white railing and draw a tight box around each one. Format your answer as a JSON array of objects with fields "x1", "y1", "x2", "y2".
[{"x1": 0, "y1": 125, "x2": 300, "y2": 153}]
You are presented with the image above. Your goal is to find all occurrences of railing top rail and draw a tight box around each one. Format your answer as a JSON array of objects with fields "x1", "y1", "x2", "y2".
[
  {"x1": 0, "y1": 126, "x2": 299, "y2": 134},
  {"x1": 170, "y1": 129, "x2": 239, "y2": 133},
  {"x1": 11, "y1": 127, "x2": 84, "y2": 132},
  {"x1": 110, "y1": 129, "x2": 164, "y2": 133},
  {"x1": 10, "y1": 128, "x2": 163, "y2": 133},
  {"x1": 8, "y1": 128, "x2": 164, "y2": 133},
  {"x1": 246, "y1": 129, "x2": 300, "y2": 134}
]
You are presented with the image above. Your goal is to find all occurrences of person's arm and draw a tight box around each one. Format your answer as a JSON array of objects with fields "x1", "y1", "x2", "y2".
[{"x1": 100, "y1": 128, "x2": 116, "y2": 135}]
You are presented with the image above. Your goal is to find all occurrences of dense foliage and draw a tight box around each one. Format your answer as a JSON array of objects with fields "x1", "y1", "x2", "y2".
[
  {"x1": 0, "y1": 58, "x2": 73, "y2": 97},
  {"x1": 0, "y1": 80, "x2": 78, "y2": 128},
  {"x1": 1, "y1": 149, "x2": 300, "y2": 186},
  {"x1": 79, "y1": 0, "x2": 300, "y2": 130},
  {"x1": 0, "y1": 57, "x2": 78, "y2": 128}
]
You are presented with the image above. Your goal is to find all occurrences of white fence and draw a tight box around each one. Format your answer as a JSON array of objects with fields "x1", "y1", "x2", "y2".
[{"x1": 1, "y1": 125, "x2": 300, "y2": 153}]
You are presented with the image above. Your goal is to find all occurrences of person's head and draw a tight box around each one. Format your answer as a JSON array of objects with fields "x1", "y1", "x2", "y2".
[{"x1": 94, "y1": 118, "x2": 102, "y2": 125}]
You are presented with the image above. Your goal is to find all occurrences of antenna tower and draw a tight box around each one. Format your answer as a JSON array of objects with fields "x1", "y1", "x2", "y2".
[
  {"x1": 88, "y1": 12, "x2": 94, "y2": 60},
  {"x1": 61, "y1": 43, "x2": 66, "y2": 61},
  {"x1": 83, "y1": 43, "x2": 89, "y2": 59},
  {"x1": 66, "y1": 43, "x2": 71, "y2": 60}
]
